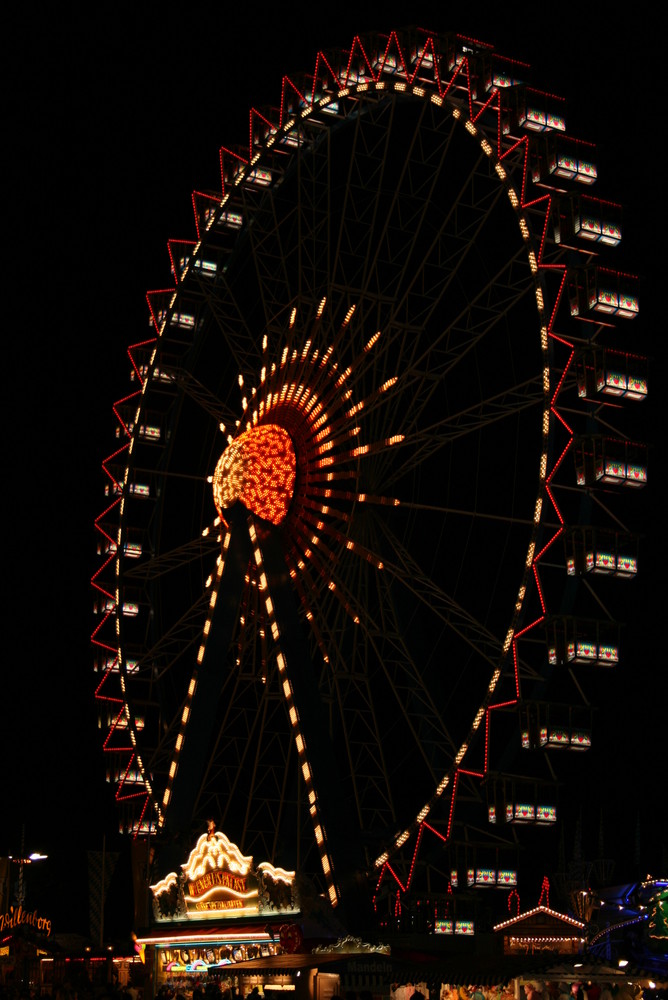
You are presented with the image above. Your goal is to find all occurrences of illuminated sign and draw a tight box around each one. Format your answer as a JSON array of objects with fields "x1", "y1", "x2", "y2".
[
  {"x1": 150, "y1": 827, "x2": 299, "y2": 923},
  {"x1": 188, "y1": 870, "x2": 251, "y2": 898},
  {"x1": 181, "y1": 831, "x2": 259, "y2": 916},
  {"x1": 0, "y1": 904, "x2": 51, "y2": 936}
]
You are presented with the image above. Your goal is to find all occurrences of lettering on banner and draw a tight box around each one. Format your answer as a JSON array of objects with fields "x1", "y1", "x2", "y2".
[{"x1": 0, "y1": 904, "x2": 52, "y2": 937}]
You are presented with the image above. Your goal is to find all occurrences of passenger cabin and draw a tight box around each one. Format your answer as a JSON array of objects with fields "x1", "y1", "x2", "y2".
[
  {"x1": 93, "y1": 655, "x2": 138, "y2": 674},
  {"x1": 568, "y1": 266, "x2": 639, "y2": 319},
  {"x1": 449, "y1": 865, "x2": 518, "y2": 888},
  {"x1": 570, "y1": 195, "x2": 622, "y2": 245},
  {"x1": 491, "y1": 53, "x2": 525, "y2": 91},
  {"x1": 115, "y1": 407, "x2": 162, "y2": 444},
  {"x1": 520, "y1": 701, "x2": 592, "y2": 751},
  {"x1": 576, "y1": 347, "x2": 648, "y2": 401},
  {"x1": 524, "y1": 89, "x2": 566, "y2": 132},
  {"x1": 152, "y1": 308, "x2": 201, "y2": 334},
  {"x1": 101, "y1": 538, "x2": 143, "y2": 560},
  {"x1": 544, "y1": 134, "x2": 597, "y2": 185},
  {"x1": 408, "y1": 43, "x2": 439, "y2": 85},
  {"x1": 105, "y1": 481, "x2": 151, "y2": 498},
  {"x1": 545, "y1": 616, "x2": 620, "y2": 667},
  {"x1": 465, "y1": 867, "x2": 518, "y2": 888},
  {"x1": 500, "y1": 85, "x2": 566, "y2": 135},
  {"x1": 106, "y1": 764, "x2": 143, "y2": 785},
  {"x1": 99, "y1": 710, "x2": 144, "y2": 731},
  {"x1": 564, "y1": 526, "x2": 638, "y2": 579},
  {"x1": 371, "y1": 51, "x2": 400, "y2": 76},
  {"x1": 487, "y1": 777, "x2": 557, "y2": 826},
  {"x1": 447, "y1": 47, "x2": 492, "y2": 99},
  {"x1": 573, "y1": 435, "x2": 648, "y2": 488}
]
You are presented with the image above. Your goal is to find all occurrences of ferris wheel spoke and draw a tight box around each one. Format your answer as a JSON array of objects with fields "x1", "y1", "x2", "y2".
[
  {"x1": 295, "y1": 524, "x2": 465, "y2": 763},
  {"x1": 374, "y1": 515, "x2": 544, "y2": 686},
  {"x1": 342, "y1": 100, "x2": 444, "y2": 302},
  {"x1": 366, "y1": 552, "x2": 459, "y2": 756},
  {"x1": 195, "y1": 272, "x2": 265, "y2": 375},
  {"x1": 291, "y1": 130, "x2": 332, "y2": 305},
  {"x1": 328, "y1": 97, "x2": 501, "y2": 322},
  {"x1": 341, "y1": 251, "x2": 534, "y2": 457},
  {"x1": 398, "y1": 242, "x2": 531, "y2": 375},
  {"x1": 332, "y1": 621, "x2": 452, "y2": 823},
  {"x1": 135, "y1": 591, "x2": 211, "y2": 684},
  {"x1": 321, "y1": 643, "x2": 397, "y2": 834},
  {"x1": 308, "y1": 554, "x2": 457, "y2": 787},
  {"x1": 388, "y1": 202, "x2": 523, "y2": 341},
  {"x1": 245, "y1": 191, "x2": 298, "y2": 330},
  {"x1": 382, "y1": 153, "x2": 513, "y2": 335},
  {"x1": 329, "y1": 97, "x2": 396, "y2": 297},
  {"x1": 375, "y1": 377, "x2": 542, "y2": 487},
  {"x1": 392, "y1": 256, "x2": 532, "y2": 400},
  {"x1": 121, "y1": 531, "x2": 221, "y2": 582},
  {"x1": 315, "y1": 616, "x2": 444, "y2": 835},
  {"x1": 385, "y1": 500, "x2": 536, "y2": 528},
  {"x1": 357, "y1": 103, "x2": 457, "y2": 301},
  {"x1": 373, "y1": 515, "x2": 504, "y2": 670},
  {"x1": 167, "y1": 367, "x2": 239, "y2": 426},
  {"x1": 232, "y1": 134, "x2": 329, "y2": 311}
]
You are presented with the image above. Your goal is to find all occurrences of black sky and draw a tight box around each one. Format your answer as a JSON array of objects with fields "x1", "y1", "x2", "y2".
[{"x1": 5, "y1": 2, "x2": 665, "y2": 936}]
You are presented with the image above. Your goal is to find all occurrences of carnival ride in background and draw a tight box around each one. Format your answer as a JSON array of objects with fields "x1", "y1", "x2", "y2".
[{"x1": 92, "y1": 28, "x2": 647, "y2": 934}]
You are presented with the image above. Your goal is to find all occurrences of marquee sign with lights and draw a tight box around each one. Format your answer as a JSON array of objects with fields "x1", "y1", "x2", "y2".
[{"x1": 150, "y1": 828, "x2": 299, "y2": 923}]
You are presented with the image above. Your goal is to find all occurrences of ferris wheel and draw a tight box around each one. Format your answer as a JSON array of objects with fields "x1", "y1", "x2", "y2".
[{"x1": 92, "y1": 28, "x2": 647, "y2": 927}]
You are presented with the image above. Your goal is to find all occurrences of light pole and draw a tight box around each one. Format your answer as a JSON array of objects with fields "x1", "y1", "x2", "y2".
[{"x1": 8, "y1": 827, "x2": 47, "y2": 907}]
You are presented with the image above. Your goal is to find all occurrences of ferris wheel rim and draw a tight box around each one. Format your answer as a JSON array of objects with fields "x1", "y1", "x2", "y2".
[
  {"x1": 100, "y1": 47, "x2": 549, "y2": 837},
  {"x1": 92, "y1": 28, "x2": 643, "y2": 912}
]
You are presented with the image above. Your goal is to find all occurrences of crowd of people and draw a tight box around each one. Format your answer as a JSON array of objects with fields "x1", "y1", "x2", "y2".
[{"x1": 0, "y1": 979, "x2": 143, "y2": 1000}]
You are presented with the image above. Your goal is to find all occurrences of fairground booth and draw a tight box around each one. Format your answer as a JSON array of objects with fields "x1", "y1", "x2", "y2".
[
  {"x1": 136, "y1": 826, "x2": 311, "y2": 999},
  {"x1": 134, "y1": 829, "x2": 667, "y2": 1000}
]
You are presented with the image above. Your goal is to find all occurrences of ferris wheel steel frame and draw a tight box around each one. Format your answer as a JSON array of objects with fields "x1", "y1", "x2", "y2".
[{"x1": 92, "y1": 29, "x2": 646, "y2": 922}]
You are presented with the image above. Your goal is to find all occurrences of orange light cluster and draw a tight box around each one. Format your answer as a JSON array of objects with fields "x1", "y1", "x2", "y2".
[{"x1": 213, "y1": 424, "x2": 296, "y2": 525}]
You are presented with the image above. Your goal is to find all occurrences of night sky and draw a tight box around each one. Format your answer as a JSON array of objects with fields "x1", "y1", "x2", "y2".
[{"x1": 5, "y1": 3, "x2": 665, "y2": 940}]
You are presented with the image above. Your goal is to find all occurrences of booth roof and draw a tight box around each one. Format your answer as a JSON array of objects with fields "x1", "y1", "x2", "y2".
[
  {"x1": 209, "y1": 952, "x2": 668, "y2": 988},
  {"x1": 219, "y1": 951, "x2": 561, "y2": 986}
]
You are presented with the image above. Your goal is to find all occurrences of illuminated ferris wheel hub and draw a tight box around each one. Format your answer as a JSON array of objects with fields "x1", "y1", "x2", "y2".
[{"x1": 213, "y1": 423, "x2": 296, "y2": 526}]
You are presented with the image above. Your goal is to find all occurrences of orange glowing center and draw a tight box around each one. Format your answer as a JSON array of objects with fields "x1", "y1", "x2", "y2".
[{"x1": 212, "y1": 424, "x2": 296, "y2": 526}]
